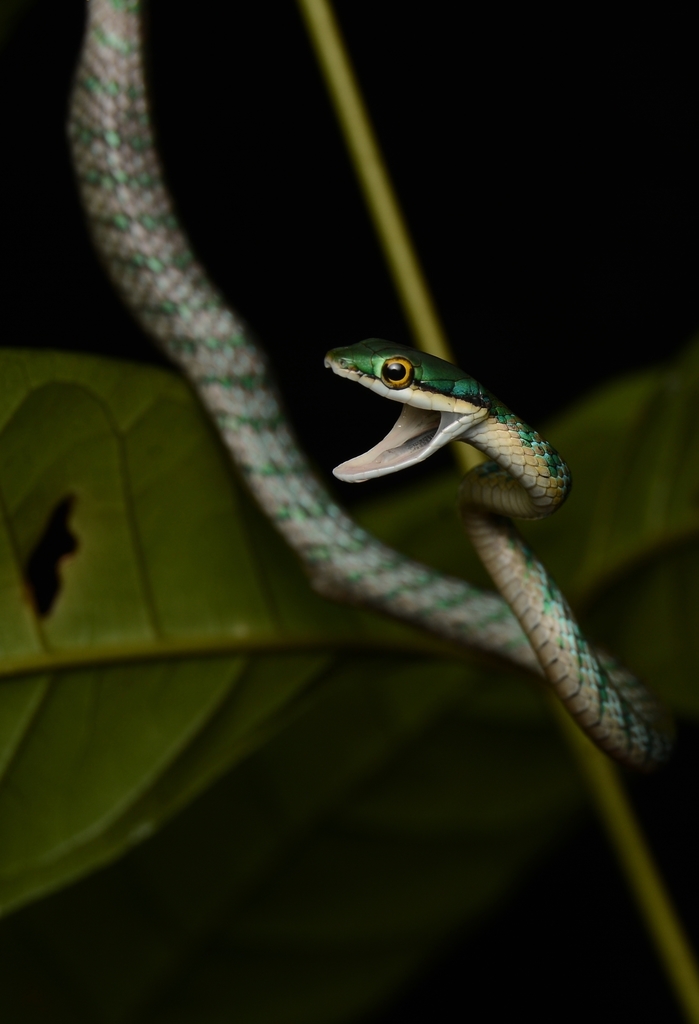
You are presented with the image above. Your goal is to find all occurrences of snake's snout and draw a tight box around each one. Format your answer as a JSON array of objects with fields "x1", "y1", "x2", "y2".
[{"x1": 324, "y1": 351, "x2": 353, "y2": 371}]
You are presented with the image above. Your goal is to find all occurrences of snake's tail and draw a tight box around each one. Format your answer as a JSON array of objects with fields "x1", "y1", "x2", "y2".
[
  {"x1": 66, "y1": 0, "x2": 540, "y2": 669},
  {"x1": 461, "y1": 507, "x2": 674, "y2": 770}
]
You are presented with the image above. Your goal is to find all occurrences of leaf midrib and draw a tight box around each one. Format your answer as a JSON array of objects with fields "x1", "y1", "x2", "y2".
[
  {"x1": 574, "y1": 521, "x2": 699, "y2": 613},
  {"x1": 0, "y1": 631, "x2": 463, "y2": 681}
]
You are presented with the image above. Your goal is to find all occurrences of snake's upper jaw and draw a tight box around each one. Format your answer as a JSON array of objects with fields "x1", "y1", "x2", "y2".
[{"x1": 332, "y1": 406, "x2": 467, "y2": 483}]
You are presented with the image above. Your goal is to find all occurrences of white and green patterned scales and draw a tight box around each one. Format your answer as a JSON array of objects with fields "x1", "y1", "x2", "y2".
[{"x1": 68, "y1": 0, "x2": 673, "y2": 770}]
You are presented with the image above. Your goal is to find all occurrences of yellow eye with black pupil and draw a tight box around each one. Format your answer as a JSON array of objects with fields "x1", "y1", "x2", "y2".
[{"x1": 381, "y1": 357, "x2": 414, "y2": 389}]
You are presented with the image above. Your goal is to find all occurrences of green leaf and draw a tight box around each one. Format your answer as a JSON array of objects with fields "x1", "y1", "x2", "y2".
[
  {"x1": 0, "y1": 349, "x2": 368, "y2": 914},
  {"x1": 7, "y1": 332, "x2": 698, "y2": 1022},
  {"x1": 0, "y1": 349, "x2": 569, "y2": 937},
  {"x1": 0, "y1": 655, "x2": 581, "y2": 1024},
  {"x1": 0, "y1": 347, "x2": 583, "y2": 1021},
  {"x1": 545, "y1": 342, "x2": 699, "y2": 717}
]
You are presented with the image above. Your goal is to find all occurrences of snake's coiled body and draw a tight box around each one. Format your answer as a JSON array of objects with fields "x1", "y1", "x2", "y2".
[
  {"x1": 68, "y1": 0, "x2": 673, "y2": 770},
  {"x1": 324, "y1": 339, "x2": 673, "y2": 769}
]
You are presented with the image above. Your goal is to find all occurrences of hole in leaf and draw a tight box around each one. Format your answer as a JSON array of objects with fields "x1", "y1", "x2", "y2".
[{"x1": 25, "y1": 497, "x2": 78, "y2": 616}]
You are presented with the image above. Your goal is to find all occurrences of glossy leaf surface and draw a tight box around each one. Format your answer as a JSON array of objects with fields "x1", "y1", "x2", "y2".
[
  {"x1": 0, "y1": 655, "x2": 579, "y2": 1023},
  {"x1": 0, "y1": 349, "x2": 363, "y2": 913}
]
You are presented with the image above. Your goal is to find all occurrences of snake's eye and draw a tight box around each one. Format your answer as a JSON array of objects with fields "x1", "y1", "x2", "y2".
[{"x1": 381, "y1": 357, "x2": 414, "y2": 389}]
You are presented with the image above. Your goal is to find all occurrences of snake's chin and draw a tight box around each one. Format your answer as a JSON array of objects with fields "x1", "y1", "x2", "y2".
[{"x1": 332, "y1": 406, "x2": 466, "y2": 483}]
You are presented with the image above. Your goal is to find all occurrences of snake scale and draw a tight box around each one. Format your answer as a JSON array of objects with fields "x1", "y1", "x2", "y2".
[{"x1": 67, "y1": 0, "x2": 673, "y2": 770}]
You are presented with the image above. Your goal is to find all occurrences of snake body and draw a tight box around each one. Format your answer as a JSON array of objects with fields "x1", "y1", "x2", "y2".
[
  {"x1": 325, "y1": 340, "x2": 673, "y2": 769},
  {"x1": 68, "y1": 0, "x2": 673, "y2": 770}
]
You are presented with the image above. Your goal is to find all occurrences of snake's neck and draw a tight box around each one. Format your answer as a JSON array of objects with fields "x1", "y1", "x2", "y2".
[{"x1": 462, "y1": 412, "x2": 571, "y2": 520}]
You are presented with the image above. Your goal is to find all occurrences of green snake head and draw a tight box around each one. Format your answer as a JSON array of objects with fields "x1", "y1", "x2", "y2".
[{"x1": 324, "y1": 339, "x2": 491, "y2": 482}]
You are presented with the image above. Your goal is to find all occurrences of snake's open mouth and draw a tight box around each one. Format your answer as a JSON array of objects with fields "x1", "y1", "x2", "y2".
[{"x1": 332, "y1": 404, "x2": 462, "y2": 482}]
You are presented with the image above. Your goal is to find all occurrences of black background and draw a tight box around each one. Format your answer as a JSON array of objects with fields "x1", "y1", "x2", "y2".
[{"x1": 2, "y1": 2, "x2": 699, "y2": 1021}]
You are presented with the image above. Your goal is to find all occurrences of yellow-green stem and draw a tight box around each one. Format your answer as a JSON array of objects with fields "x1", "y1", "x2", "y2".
[
  {"x1": 296, "y1": 0, "x2": 699, "y2": 1018},
  {"x1": 552, "y1": 701, "x2": 699, "y2": 1022},
  {"x1": 295, "y1": 0, "x2": 449, "y2": 361}
]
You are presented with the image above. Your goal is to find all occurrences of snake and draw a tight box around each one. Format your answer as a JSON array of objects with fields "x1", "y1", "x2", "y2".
[{"x1": 67, "y1": 0, "x2": 673, "y2": 771}]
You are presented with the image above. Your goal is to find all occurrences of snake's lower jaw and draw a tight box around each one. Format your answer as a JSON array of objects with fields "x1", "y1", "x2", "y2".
[{"x1": 332, "y1": 407, "x2": 468, "y2": 482}]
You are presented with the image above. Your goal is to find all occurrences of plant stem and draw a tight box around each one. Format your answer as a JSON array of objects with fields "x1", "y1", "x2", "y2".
[
  {"x1": 296, "y1": 1, "x2": 699, "y2": 1019},
  {"x1": 294, "y1": 0, "x2": 449, "y2": 361},
  {"x1": 552, "y1": 701, "x2": 699, "y2": 1022}
]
